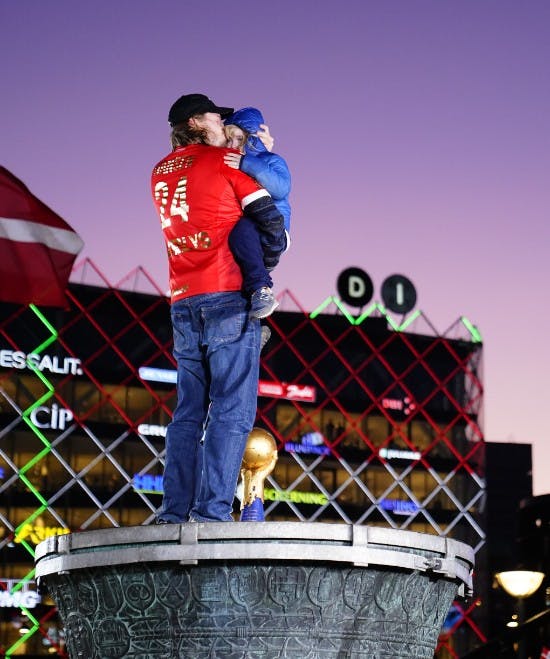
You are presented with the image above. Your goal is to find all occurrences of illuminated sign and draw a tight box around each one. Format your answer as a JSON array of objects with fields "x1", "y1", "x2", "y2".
[
  {"x1": 0, "y1": 580, "x2": 41, "y2": 609},
  {"x1": 137, "y1": 423, "x2": 167, "y2": 437},
  {"x1": 30, "y1": 403, "x2": 74, "y2": 430},
  {"x1": 258, "y1": 381, "x2": 316, "y2": 403},
  {"x1": 337, "y1": 267, "x2": 374, "y2": 307},
  {"x1": 0, "y1": 349, "x2": 82, "y2": 375},
  {"x1": 138, "y1": 366, "x2": 176, "y2": 384},
  {"x1": 133, "y1": 476, "x2": 327, "y2": 506},
  {"x1": 14, "y1": 523, "x2": 70, "y2": 545},
  {"x1": 335, "y1": 270, "x2": 417, "y2": 314},
  {"x1": 264, "y1": 488, "x2": 328, "y2": 505},
  {"x1": 381, "y1": 396, "x2": 416, "y2": 415},
  {"x1": 380, "y1": 498, "x2": 419, "y2": 515},
  {"x1": 381, "y1": 274, "x2": 417, "y2": 315},
  {"x1": 139, "y1": 365, "x2": 317, "y2": 403},
  {"x1": 133, "y1": 473, "x2": 163, "y2": 492},
  {"x1": 379, "y1": 447, "x2": 421, "y2": 461},
  {"x1": 285, "y1": 431, "x2": 330, "y2": 456}
]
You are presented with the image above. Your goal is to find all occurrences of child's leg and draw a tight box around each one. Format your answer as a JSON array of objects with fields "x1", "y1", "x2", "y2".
[
  {"x1": 229, "y1": 217, "x2": 272, "y2": 295},
  {"x1": 229, "y1": 217, "x2": 280, "y2": 319},
  {"x1": 259, "y1": 224, "x2": 287, "y2": 270}
]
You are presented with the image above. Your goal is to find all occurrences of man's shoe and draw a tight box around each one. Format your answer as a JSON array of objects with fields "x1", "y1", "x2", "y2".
[{"x1": 250, "y1": 287, "x2": 279, "y2": 319}]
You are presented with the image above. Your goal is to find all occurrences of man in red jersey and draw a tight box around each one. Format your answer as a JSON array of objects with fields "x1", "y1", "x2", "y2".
[{"x1": 151, "y1": 93, "x2": 284, "y2": 523}]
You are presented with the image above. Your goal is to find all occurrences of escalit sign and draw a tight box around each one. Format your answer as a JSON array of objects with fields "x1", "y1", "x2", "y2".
[{"x1": 0, "y1": 349, "x2": 83, "y2": 375}]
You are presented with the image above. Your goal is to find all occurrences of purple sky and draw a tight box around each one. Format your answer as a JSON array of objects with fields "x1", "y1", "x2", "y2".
[{"x1": 2, "y1": 1, "x2": 549, "y2": 495}]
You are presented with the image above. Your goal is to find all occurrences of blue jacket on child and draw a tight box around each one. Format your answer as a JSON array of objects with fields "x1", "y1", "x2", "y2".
[{"x1": 225, "y1": 107, "x2": 291, "y2": 233}]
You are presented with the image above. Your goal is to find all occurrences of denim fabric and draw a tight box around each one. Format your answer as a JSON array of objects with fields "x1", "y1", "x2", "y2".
[
  {"x1": 160, "y1": 291, "x2": 261, "y2": 522},
  {"x1": 229, "y1": 217, "x2": 288, "y2": 294}
]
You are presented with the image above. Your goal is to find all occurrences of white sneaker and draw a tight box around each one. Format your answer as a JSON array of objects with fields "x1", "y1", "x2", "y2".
[{"x1": 250, "y1": 287, "x2": 279, "y2": 319}]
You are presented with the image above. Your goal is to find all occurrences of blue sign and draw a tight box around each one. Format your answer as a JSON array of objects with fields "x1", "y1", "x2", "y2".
[
  {"x1": 380, "y1": 498, "x2": 419, "y2": 515},
  {"x1": 133, "y1": 473, "x2": 163, "y2": 492}
]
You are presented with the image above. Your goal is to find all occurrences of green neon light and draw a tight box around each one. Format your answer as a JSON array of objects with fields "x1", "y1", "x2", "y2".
[
  {"x1": 354, "y1": 302, "x2": 378, "y2": 324},
  {"x1": 17, "y1": 436, "x2": 52, "y2": 470},
  {"x1": 7, "y1": 569, "x2": 36, "y2": 595},
  {"x1": 6, "y1": 622, "x2": 40, "y2": 655},
  {"x1": 14, "y1": 505, "x2": 48, "y2": 532},
  {"x1": 311, "y1": 298, "x2": 423, "y2": 333},
  {"x1": 4, "y1": 574, "x2": 40, "y2": 646},
  {"x1": 23, "y1": 368, "x2": 55, "y2": 400},
  {"x1": 331, "y1": 298, "x2": 357, "y2": 324},
  {"x1": 397, "y1": 309, "x2": 421, "y2": 331},
  {"x1": 377, "y1": 303, "x2": 401, "y2": 331},
  {"x1": 461, "y1": 316, "x2": 482, "y2": 343},
  {"x1": 16, "y1": 474, "x2": 49, "y2": 507},
  {"x1": 309, "y1": 296, "x2": 335, "y2": 318},
  {"x1": 24, "y1": 608, "x2": 40, "y2": 628},
  {"x1": 6, "y1": 305, "x2": 58, "y2": 658},
  {"x1": 29, "y1": 303, "x2": 59, "y2": 348}
]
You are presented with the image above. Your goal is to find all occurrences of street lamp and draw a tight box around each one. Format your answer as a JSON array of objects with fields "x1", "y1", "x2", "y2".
[
  {"x1": 495, "y1": 570, "x2": 545, "y2": 658},
  {"x1": 496, "y1": 570, "x2": 545, "y2": 599}
]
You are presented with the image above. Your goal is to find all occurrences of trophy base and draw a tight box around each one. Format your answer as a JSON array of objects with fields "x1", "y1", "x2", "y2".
[{"x1": 35, "y1": 522, "x2": 474, "y2": 658}]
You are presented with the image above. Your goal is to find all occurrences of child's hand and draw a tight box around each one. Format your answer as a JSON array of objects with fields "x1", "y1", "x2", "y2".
[
  {"x1": 224, "y1": 152, "x2": 242, "y2": 169},
  {"x1": 257, "y1": 124, "x2": 274, "y2": 152}
]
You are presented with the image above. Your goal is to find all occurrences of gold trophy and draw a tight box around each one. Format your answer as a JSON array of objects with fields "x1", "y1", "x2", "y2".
[{"x1": 240, "y1": 427, "x2": 278, "y2": 521}]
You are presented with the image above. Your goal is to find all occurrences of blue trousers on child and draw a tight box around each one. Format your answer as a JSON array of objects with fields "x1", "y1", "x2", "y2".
[{"x1": 228, "y1": 216, "x2": 287, "y2": 295}]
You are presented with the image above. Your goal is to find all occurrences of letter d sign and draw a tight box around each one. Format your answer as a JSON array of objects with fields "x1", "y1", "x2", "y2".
[{"x1": 337, "y1": 268, "x2": 374, "y2": 307}]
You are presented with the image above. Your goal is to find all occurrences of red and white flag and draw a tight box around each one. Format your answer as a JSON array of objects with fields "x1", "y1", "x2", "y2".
[{"x1": 0, "y1": 166, "x2": 84, "y2": 307}]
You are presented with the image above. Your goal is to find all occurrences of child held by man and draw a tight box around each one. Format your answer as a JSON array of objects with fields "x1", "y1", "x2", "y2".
[{"x1": 223, "y1": 107, "x2": 291, "y2": 319}]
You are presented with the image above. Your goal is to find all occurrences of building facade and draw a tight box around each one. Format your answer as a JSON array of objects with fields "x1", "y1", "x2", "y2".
[{"x1": 0, "y1": 280, "x2": 486, "y2": 657}]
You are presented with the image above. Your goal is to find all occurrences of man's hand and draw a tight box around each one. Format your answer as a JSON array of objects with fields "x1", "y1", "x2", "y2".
[
  {"x1": 257, "y1": 124, "x2": 274, "y2": 152},
  {"x1": 223, "y1": 152, "x2": 242, "y2": 169}
]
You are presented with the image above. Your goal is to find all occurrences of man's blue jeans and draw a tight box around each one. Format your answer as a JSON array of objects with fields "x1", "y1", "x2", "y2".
[{"x1": 160, "y1": 291, "x2": 261, "y2": 522}]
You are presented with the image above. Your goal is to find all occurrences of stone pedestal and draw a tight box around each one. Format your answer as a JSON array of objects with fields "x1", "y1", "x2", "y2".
[{"x1": 35, "y1": 522, "x2": 474, "y2": 658}]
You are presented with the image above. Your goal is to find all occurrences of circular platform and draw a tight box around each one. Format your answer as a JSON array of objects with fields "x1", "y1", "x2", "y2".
[{"x1": 35, "y1": 522, "x2": 474, "y2": 658}]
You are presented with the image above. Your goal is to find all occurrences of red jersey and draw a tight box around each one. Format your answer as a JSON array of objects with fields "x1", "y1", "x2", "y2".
[{"x1": 151, "y1": 144, "x2": 268, "y2": 302}]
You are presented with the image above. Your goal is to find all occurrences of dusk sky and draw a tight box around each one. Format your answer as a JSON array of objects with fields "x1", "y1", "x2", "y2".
[{"x1": 2, "y1": 1, "x2": 549, "y2": 495}]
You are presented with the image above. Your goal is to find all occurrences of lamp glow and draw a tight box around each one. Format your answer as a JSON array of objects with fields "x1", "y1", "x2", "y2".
[{"x1": 495, "y1": 570, "x2": 545, "y2": 599}]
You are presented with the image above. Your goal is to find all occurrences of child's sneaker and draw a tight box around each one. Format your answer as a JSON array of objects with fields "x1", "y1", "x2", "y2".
[
  {"x1": 260, "y1": 325, "x2": 271, "y2": 351},
  {"x1": 250, "y1": 287, "x2": 279, "y2": 319}
]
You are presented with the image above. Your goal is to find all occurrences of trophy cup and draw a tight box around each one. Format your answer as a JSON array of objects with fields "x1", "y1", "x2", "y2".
[{"x1": 240, "y1": 427, "x2": 278, "y2": 521}]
